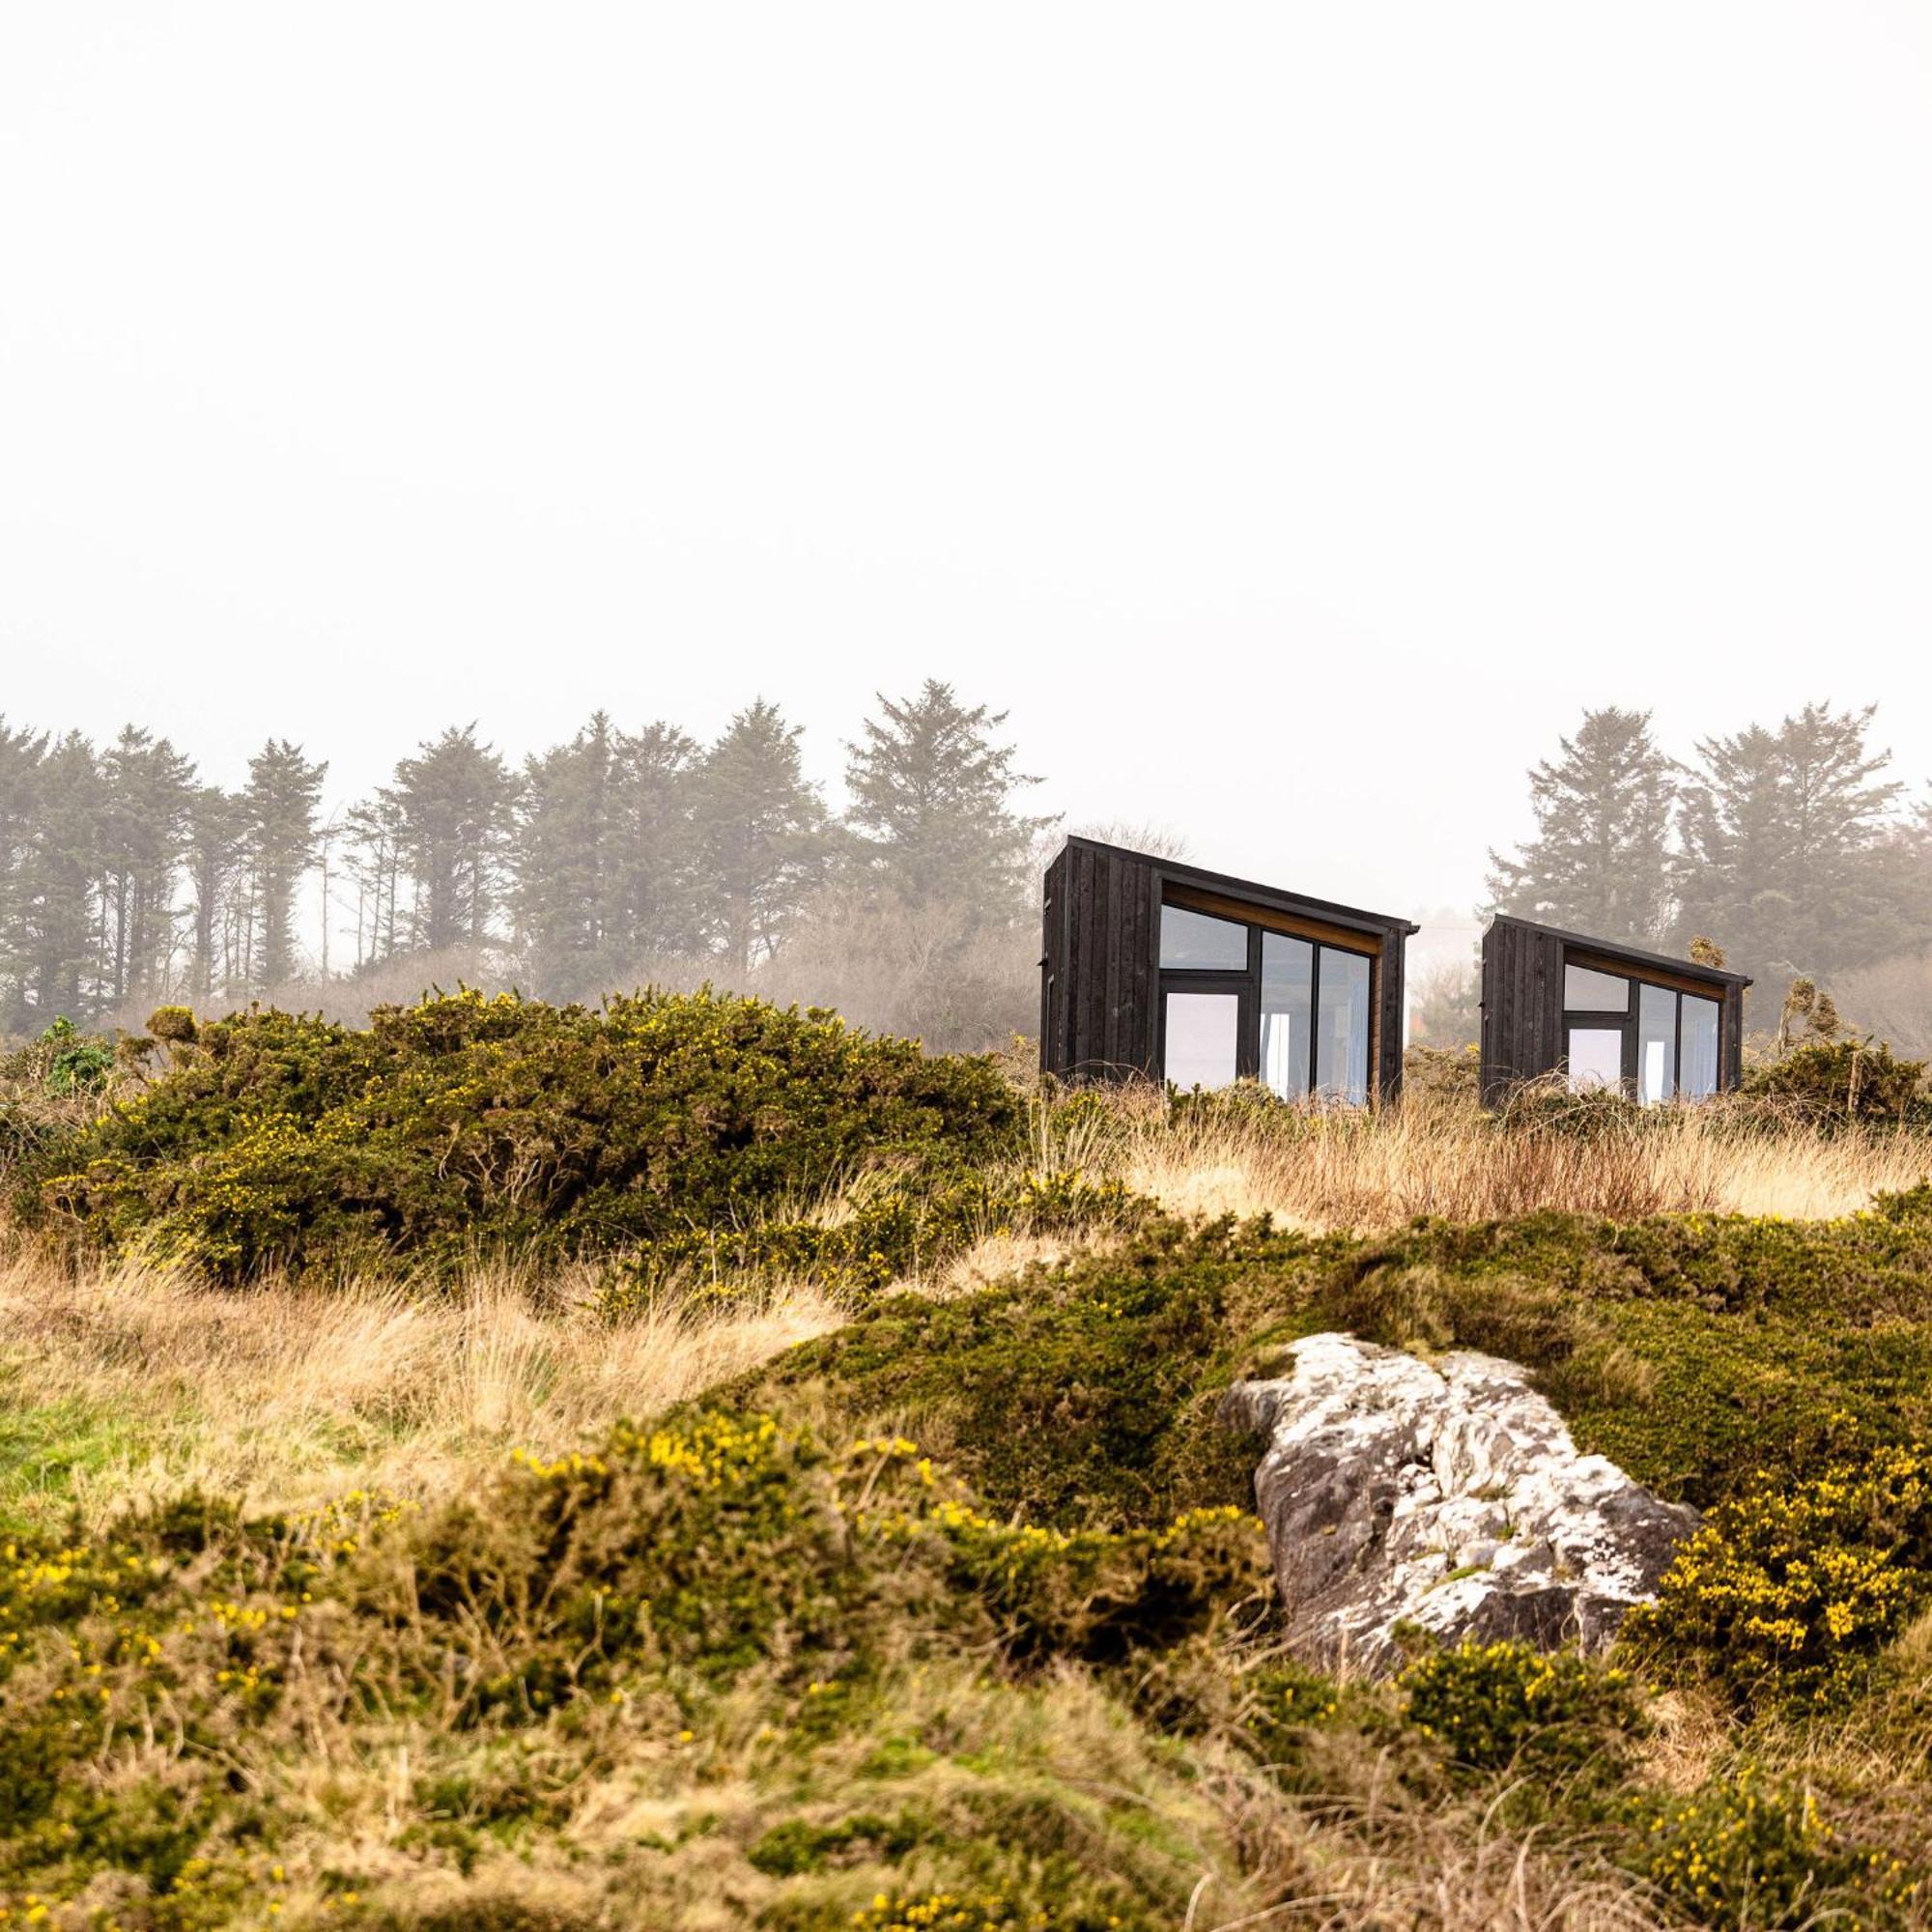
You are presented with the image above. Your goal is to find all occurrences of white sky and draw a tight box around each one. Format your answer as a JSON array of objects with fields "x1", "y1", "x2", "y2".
[{"x1": 2, "y1": 4, "x2": 1928, "y2": 927}]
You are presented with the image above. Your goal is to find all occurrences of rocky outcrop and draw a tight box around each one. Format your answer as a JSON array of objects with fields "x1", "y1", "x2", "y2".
[{"x1": 1221, "y1": 1333, "x2": 1697, "y2": 1673}]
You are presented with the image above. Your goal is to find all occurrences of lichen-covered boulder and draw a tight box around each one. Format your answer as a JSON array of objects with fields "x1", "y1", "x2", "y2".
[{"x1": 1221, "y1": 1333, "x2": 1697, "y2": 1673}]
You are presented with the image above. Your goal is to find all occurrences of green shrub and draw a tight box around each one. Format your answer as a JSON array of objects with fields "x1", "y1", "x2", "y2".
[
  {"x1": 1745, "y1": 1037, "x2": 1927, "y2": 1122},
  {"x1": 23, "y1": 988, "x2": 1028, "y2": 1282},
  {"x1": 1628, "y1": 1764, "x2": 1920, "y2": 1929},
  {"x1": 1401, "y1": 1638, "x2": 1644, "y2": 1784},
  {"x1": 0, "y1": 1410, "x2": 1266, "y2": 1918},
  {"x1": 1629, "y1": 1447, "x2": 1932, "y2": 1709}
]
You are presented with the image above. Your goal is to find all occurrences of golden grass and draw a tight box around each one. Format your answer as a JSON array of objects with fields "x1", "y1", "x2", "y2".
[
  {"x1": 0, "y1": 1251, "x2": 842, "y2": 1527},
  {"x1": 1047, "y1": 1086, "x2": 1932, "y2": 1232}
]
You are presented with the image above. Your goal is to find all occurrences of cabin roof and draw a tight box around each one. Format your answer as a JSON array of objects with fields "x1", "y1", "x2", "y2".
[
  {"x1": 1055, "y1": 835, "x2": 1422, "y2": 939},
  {"x1": 1484, "y1": 912, "x2": 1754, "y2": 990}
]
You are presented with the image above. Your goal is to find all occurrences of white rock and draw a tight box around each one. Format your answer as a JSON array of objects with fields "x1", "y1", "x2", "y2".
[{"x1": 1220, "y1": 1333, "x2": 1697, "y2": 1674}]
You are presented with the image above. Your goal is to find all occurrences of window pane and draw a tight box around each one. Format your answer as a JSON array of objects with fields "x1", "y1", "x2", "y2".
[
  {"x1": 1260, "y1": 932, "x2": 1313, "y2": 1098},
  {"x1": 1164, "y1": 991, "x2": 1240, "y2": 1091},
  {"x1": 1314, "y1": 947, "x2": 1372, "y2": 1104},
  {"x1": 1160, "y1": 903, "x2": 1249, "y2": 970},
  {"x1": 1566, "y1": 1027, "x2": 1624, "y2": 1093},
  {"x1": 1564, "y1": 964, "x2": 1631, "y2": 1012},
  {"x1": 1681, "y1": 996, "x2": 1720, "y2": 1099},
  {"x1": 1637, "y1": 983, "x2": 1677, "y2": 1106}
]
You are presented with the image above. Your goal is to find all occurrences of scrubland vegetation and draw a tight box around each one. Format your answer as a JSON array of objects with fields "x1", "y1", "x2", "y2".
[{"x1": 3, "y1": 994, "x2": 1932, "y2": 1928}]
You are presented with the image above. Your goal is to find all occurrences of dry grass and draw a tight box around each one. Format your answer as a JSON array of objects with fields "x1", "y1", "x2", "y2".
[
  {"x1": 1047, "y1": 1086, "x2": 1932, "y2": 1232},
  {"x1": 0, "y1": 1251, "x2": 842, "y2": 1528}
]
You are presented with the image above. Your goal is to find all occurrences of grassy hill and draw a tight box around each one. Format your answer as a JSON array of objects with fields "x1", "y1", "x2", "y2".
[{"x1": 3, "y1": 998, "x2": 1932, "y2": 1928}]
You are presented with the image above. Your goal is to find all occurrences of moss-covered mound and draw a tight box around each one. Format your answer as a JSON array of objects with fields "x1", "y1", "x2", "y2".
[
  {"x1": 15, "y1": 990, "x2": 1028, "y2": 1282},
  {"x1": 754, "y1": 1187, "x2": 1932, "y2": 1527}
]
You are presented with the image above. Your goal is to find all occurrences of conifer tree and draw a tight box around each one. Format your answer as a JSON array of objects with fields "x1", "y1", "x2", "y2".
[
  {"x1": 0, "y1": 720, "x2": 49, "y2": 1023},
  {"x1": 843, "y1": 681, "x2": 1052, "y2": 924},
  {"x1": 242, "y1": 739, "x2": 327, "y2": 988},
  {"x1": 184, "y1": 785, "x2": 245, "y2": 1002},
  {"x1": 99, "y1": 725, "x2": 196, "y2": 1008},
  {"x1": 512, "y1": 714, "x2": 701, "y2": 993},
  {"x1": 1486, "y1": 708, "x2": 1677, "y2": 944},
  {"x1": 378, "y1": 725, "x2": 519, "y2": 952},
  {"x1": 514, "y1": 712, "x2": 620, "y2": 990},
  {"x1": 692, "y1": 700, "x2": 830, "y2": 974},
  {"x1": 10, "y1": 732, "x2": 105, "y2": 1022},
  {"x1": 609, "y1": 721, "x2": 704, "y2": 966},
  {"x1": 1678, "y1": 702, "x2": 1906, "y2": 981}
]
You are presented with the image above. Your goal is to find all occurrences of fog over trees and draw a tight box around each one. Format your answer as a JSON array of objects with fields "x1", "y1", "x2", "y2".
[
  {"x1": 0, "y1": 683, "x2": 1055, "y2": 1052},
  {"x1": 2, "y1": 689, "x2": 1929, "y2": 1056},
  {"x1": 1481, "y1": 700, "x2": 1932, "y2": 1052}
]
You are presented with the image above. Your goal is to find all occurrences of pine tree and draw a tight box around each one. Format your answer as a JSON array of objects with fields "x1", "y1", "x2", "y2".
[
  {"x1": 1486, "y1": 708, "x2": 1677, "y2": 944},
  {"x1": 379, "y1": 725, "x2": 519, "y2": 952},
  {"x1": 610, "y1": 721, "x2": 703, "y2": 965},
  {"x1": 99, "y1": 725, "x2": 196, "y2": 1009},
  {"x1": 242, "y1": 740, "x2": 327, "y2": 988},
  {"x1": 344, "y1": 790, "x2": 407, "y2": 970},
  {"x1": 0, "y1": 721, "x2": 49, "y2": 1022},
  {"x1": 513, "y1": 715, "x2": 703, "y2": 996},
  {"x1": 184, "y1": 786, "x2": 245, "y2": 1003},
  {"x1": 10, "y1": 732, "x2": 105, "y2": 1023},
  {"x1": 1677, "y1": 702, "x2": 1906, "y2": 981},
  {"x1": 691, "y1": 700, "x2": 831, "y2": 974},
  {"x1": 843, "y1": 681, "x2": 1052, "y2": 924}
]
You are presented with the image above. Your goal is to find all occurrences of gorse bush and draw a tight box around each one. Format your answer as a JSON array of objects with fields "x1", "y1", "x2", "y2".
[
  {"x1": 1401, "y1": 1638, "x2": 1645, "y2": 1784},
  {"x1": 17, "y1": 989, "x2": 1029, "y2": 1282},
  {"x1": 1631, "y1": 1446, "x2": 1932, "y2": 1710},
  {"x1": 1745, "y1": 1037, "x2": 1929, "y2": 1122},
  {"x1": 0, "y1": 1410, "x2": 1263, "y2": 1924},
  {"x1": 1629, "y1": 1765, "x2": 1920, "y2": 1929}
]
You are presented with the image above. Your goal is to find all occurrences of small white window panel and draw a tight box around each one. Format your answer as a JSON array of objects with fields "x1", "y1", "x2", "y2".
[
  {"x1": 1159, "y1": 904, "x2": 1249, "y2": 970},
  {"x1": 1164, "y1": 991, "x2": 1240, "y2": 1091},
  {"x1": 1566, "y1": 1027, "x2": 1624, "y2": 1093},
  {"x1": 1564, "y1": 964, "x2": 1631, "y2": 1012}
]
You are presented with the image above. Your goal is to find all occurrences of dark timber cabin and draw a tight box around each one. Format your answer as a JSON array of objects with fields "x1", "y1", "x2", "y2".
[
  {"x1": 1479, "y1": 915, "x2": 1751, "y2": 1107},
  {"x1": 1039, "y1": 837, "x2": 1417, "y2": 1103}
]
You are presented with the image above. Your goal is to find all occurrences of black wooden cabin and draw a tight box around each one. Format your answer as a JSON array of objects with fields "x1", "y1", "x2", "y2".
[
  {"x1": 1038, "y1": 837, "x2": 1417, "y2": 1103},
  {"x1": 1479, "y1": 915, "x2": 1751, "y2": 1107}
]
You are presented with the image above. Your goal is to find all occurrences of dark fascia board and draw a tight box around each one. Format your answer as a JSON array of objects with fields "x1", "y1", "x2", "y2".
[
  {"x1": 1054, "y1": 835, "x2": 1422, "y2": 939},
  {"x1": 1485, "y1": 913, "x2": 1754, "y2": 991}
]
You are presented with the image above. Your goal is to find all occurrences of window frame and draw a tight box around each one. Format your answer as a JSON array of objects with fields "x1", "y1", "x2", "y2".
[
  {"x1": 1559, "y1": 949, "x2": 1722, "y2": 1102},
  {"x1": 1156, "y1": 895, "x2": 1378, "y2": 1100}
]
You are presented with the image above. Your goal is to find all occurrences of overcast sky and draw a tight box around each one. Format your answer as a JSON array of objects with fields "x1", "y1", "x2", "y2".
[{"x1": 2, "y1": 4, "x2": 1927, "y2": 929}]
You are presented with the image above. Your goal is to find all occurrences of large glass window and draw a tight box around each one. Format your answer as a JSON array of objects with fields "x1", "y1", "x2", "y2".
[
  {"x1": 1681, "y1": 996, "x2": 1720, "y2": 1099},
  {"x1": 1560, "y1": 948, "x2": 1725, "y2": 1103},
  {"x1": 1159, "y1": 905, "x2": 1249, "y2": 970},
  {"x1": 1157, "y1": 895, "x2": 1378, "y2": 1102},
  {"x1": 1567, "y1": 1028, "x2": 1624, "y2": 1092},
  {"x1": 1637, "y1": 983, "x2": 1677, "y2": 1107},
  {"x1": 1259, "y1": 933, "x2": 1312, "y2": 1099},
  {"x1": 1315, "y1": 948, "x2": 1372, "y2": 1104},
  {"x1": 1163, "y1": 991, "x2": 1240, "y2": 1091},
  {"x1": 1564, "y1": 964, "x2": 1630, "y2": 1011}
]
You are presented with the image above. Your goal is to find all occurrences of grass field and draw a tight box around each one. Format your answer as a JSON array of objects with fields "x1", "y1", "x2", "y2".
[{"x1": 3, "y1": 1067, "x2": 1932, "y2": 1929}]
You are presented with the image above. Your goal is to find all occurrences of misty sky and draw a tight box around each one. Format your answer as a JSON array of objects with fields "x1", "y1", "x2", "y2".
[{"x1": 3, "y1": 5, "x2": 1928, "y2": 940}]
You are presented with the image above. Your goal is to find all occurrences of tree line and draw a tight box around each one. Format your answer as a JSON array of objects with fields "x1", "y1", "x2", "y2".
[
  {"x1": 0, "y1": 683, "x2": 1051, "y2": 1041},
  {"x1": 1485, "y1": 701, "x2": 1930, "y2": 999}
]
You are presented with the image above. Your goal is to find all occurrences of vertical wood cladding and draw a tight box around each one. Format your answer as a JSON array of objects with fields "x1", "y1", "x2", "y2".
[
  {"x1": 1479, "y1": 918, "x2": 1564, "y2": 1105},
  {"x1": 1038, "y1": 838, "x2": 1413, "y2": 1102},
  {"x1": 1046, "y1": 838, "x2": 1159, "y2": 1079}
]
